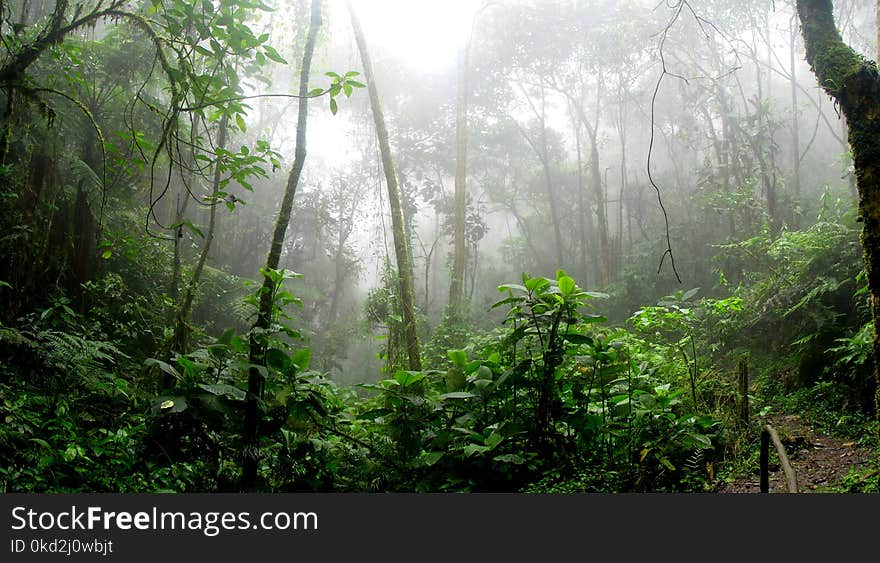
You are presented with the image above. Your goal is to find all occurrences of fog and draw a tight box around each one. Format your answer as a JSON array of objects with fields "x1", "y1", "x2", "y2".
[{"x1": 201, "y1": 0, "x2": 872, "y2": 378}]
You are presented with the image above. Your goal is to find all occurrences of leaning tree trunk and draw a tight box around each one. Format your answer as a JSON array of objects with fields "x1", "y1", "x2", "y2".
[
  {"x1": 241, "y1": 0, "x2": 322, "y2": 491},
  {"x1": 349, "y1": 1, "x2": 421, "y2": 370},
  {"x1": 796, "y1": 0, "x2": 880, "y2": 438}
]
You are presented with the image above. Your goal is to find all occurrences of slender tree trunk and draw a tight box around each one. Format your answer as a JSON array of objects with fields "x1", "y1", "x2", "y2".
[
  {"x1": 241, "y1": 0, "x2": 322, "y2": 491},
  {"x1": 796, "y1": 0, "x2": 880, "y2": 438},
  {"x1": 584, "y1": 122, "x2": 609, "y2": 286},
  {"x1": 448, "y1": 43, "x2": 469, "y2": 317},
  {"x1": 571, "y1": 105, "x2": 589, "y2": 285},
  {"x1": 173, "y1": 115, "x2": 228, "y2": 355},
  {"x1": 616, "y1": 84, "x2": 627, "y2": 265},
  {"x1": 328, "y1": 211, "x2": 353, "y2": 324},
  {"x1": 349, "y1": 1, "x2": 421, "y2": 370},
  {"x1": 790, "y1": 14, "x2": 802, "y2": 200}
]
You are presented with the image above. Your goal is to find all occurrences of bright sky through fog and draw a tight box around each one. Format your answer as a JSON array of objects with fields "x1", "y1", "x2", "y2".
[
  {"x1": 303, "y1": 0, "x2": 484, "y2": 170},
  {"x1": 338, "y1": 0, "x2": 483, "y2": 71}
]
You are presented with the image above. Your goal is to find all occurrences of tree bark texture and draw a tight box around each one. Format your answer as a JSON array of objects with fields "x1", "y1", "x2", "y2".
[{"x1": 796, "y1": 0, "x2": 880, "y2": 438}]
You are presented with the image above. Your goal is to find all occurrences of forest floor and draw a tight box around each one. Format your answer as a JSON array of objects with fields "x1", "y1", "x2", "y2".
[{"x1": 717, "y1": 414, "x2": 874, "y2": 493}]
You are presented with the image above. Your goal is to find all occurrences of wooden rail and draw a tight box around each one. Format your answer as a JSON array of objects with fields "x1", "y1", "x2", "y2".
[{"x1": 760, "y1": 423, "x2": 798, "y2": 493}]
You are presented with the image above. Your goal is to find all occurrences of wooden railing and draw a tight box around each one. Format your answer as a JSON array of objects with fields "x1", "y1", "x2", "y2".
[{"x1": 760, "y1": 423, "x2": 798, "y2": 493}]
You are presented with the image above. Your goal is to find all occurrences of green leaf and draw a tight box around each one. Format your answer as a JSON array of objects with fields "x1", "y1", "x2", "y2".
[
  {"x1": 151, "y1": 396, "x2": 187, "y2": 414},
  {"x1": 344, "y1": 71, "x2": 361, "y2": 77},
  {"x1": 291, "y1": 348, "x2": 311, "y2": 370},
  {"x1": 439, "y1": 391, "x2": 477, "y2": 400},
  {"x1": 235, "y1": 113, "x2": 247, "y2": 132},
  {"x1": 681, "y1": 287, "x2": 700, "y2": 301},
  {"x1": 263, "y1": 45, "x2": 287, "y2": 64},
  {"x1": 659, "y1": 456, "x2": 676, "y2": 471},
  {"x1": 493, "y1": 453, "x2": 525, "y2": 464},
  {"x1": 183, "y1": 219, "x2": 204, "y2": 239},
  {"x1": 197, "y1": 383, "x2": 246, "y2": 401},
  {"x1": 101, "y1": 249, "x2": 112, "y2": 259},
  {"x1": 463, "y1": 444, "x2": 489, "y2": 457},
  {"x1": 329, "y1": 98, "x2": 338, "y2": 115},
  {"x1": 266, "y1": 347, "x2": 291, "y2": 371},
  {"x1": 447, "y1": 348, "x2": 467, "y2": 367},
  {"x1": 144, "y1": 358, "x2": 180, "y2": 380},
  {"x1": 394, "y1": 370, "x2": 424, "y2": 387},
  {"x1": 347, "y1": 80, "x2": 366, "y2": 88},
  {"x1": 307, "y1": 87, "x2": 324, "y2": 96},
  {"x1": 497, "y1": 283, "x2": 527, "y2": 294},
  {"x1": 563, "y1": 333, "x2": 594, "y2": 345},
  {"x1": 421, "y1": 451, "x2": 444, "y2": 466},
  {"x1": 343, "y1": 82, "x2": 353, "y2": 97},
  {"x1": 558, "y1": 275, "x2": 575, "y2": 295}
]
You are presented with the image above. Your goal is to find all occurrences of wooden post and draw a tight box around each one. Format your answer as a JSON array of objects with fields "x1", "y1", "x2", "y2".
[
  {"x1": 760, "y1": 426, "x2": 769, "y2": 493},
  {"x1": 760, "y1": 423, "x2": 799, "y2": 494},
  {"x1": 738, "y1": 356, "x2": 749, "y2": 426}
]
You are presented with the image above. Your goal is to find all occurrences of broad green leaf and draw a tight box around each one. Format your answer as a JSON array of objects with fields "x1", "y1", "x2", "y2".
[
  {"x1": 558, "y1": 275, "x2": 575, "y2": 295},
  {"x1": 422, "y1": 451, "x2": 444, "y2": 466},
  {"x1": 235, "y1": 113, "x2": 247, "y2": 132},
  {"x1": 144, "y1": 358, "x2": 180, "y2": 380},
  {"x1": 447, "y1": 348, "x2": 467, "y2": 367},
  {"x1": 266, "y1": 347, "x2": 291, "y2": 370},
  {"x1": 463, "y1": 444, "x2": 489, "y2": 457},
  {"x1": 439, "y1": 391, "x2": 476, "y2": 400},
  {"x1": 329, "y1": 98, "x2": 338, "y2": 115},
  {"x1": 291, "y1": 348, "x2": 311, "y2": 370},
  {"x1": 198, "y1": 383, "x2": 246, "y2": 401},
  {"x1": 395, "y1": 370, "x2": 424, "y2": 387},
  {"x1": 497, "y1": 283, "x2": 527, "y2": 293}
]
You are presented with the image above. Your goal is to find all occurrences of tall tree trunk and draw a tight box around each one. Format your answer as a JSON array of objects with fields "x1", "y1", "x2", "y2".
[
  {"x1": 571, "y1": 79, "x2": 610, "y2": 286},
  {"x1": 571, "y1": 105, "x2": 589, "y2": 285},
  {"x1": 241, "y1": 0, "x2": 322, "y2": 491},
  {"x1": 172, "y1": 115, "x2": 228, "y2": 355},
  {"x1": 448, "y1": 42, "x2": 469, "y2": 317},
  {"x1": 796, "y1": 0, "x2": 880, "y2": 438},
  {"x1": 616, "y1": 82, "x2": 627, "y2": 266},
  {"x1": 349, "y1": 1, "x2": 421, "y2": 370},
  {"x1": 790, "y1": 14, "x2": 802, "y2": 200},
  {"x1": 71, "y1": 125, "x2": 98, "y2": 310}
]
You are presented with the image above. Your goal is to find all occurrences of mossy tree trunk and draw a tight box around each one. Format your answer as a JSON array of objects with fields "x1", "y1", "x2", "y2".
[
  {"x1": 796, "y1": 0, "x2": 880, "y2": 438},
  {"x1": 241, "y1": 0, "x2": 322, "y2": 491},
  {"x1": 349, "y1": 2, "x2": 421, "y2": 370}
]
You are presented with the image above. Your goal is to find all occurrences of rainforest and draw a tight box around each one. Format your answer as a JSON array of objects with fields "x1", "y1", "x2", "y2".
[{"x1": 1, "y1": 0, "x2": 879, "y2": 494}]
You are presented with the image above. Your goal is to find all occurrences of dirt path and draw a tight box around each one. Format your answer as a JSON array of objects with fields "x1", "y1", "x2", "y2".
[{"x1": 718, "y1": 414, "x2": 873, "y2": 493}]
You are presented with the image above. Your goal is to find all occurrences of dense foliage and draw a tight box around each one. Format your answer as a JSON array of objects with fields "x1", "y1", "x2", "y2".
[{"x1": 1, "y1": 0, "x2": 877, "y2": 493}]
